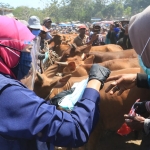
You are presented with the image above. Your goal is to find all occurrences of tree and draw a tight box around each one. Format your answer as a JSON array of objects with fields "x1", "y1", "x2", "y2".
[
  {"x1": 0, "y1": 2, "x2": 13, "y2": 9},
  {"x1": 9, "y1": 0, "x2": 150, "y2": 23},
  {"x1": 123, "y1": 6, "x2": 131, "y2": 19}
]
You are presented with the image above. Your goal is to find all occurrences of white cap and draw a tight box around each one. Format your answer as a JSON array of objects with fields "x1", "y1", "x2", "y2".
[{"x1": 28, "y1": 16, "x2": 42, "y2": 29}]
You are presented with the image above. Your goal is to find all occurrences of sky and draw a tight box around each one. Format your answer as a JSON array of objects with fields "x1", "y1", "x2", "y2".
[{"x1": 1, "y1": 0, "x2": 46, "y2": 8}]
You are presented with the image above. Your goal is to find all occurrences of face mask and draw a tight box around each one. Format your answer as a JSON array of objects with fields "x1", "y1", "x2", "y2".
[
  {"x1": 31, "y1": 29, "x2": 41, "y2": 37},
  {"x1": 58, "y1": 78, "x2": 88, "y2": 111},
  {"x1": 17, "y1": 52, "x2": 32, "y2": 80},
  {"x1": 138, "y1": 55, "x2": 150, "y2": 75},
  {"x1": 138, "y1": 37, "x2": 150, "y2": 75}
]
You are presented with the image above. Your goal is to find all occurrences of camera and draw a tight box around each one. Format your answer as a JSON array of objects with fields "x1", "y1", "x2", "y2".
[{"x1": 93, "y1": 24, "x2": 101, "y2": 33}]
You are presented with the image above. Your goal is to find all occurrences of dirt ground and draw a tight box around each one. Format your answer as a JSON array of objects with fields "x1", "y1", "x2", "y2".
[
  {"x1": 96, "y1": 131, "x2": 142, "y2": 150},
  {"x1": 55, "y1": 131, "x2": 142, "y2": 150}
]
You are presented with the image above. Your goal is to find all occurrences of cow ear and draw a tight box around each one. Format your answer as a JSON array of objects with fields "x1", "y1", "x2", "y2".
[
  {"x1": 49, "y1": 41, "x2": 55, "y2": 49},
  {"x1": 44, "y1": 64, "x2": 58, "y2": 78},
  {"x1": 84, "y1": 55, "x2": 95, "y2": 64},
  {"x1": 63, "y1": 62, "x2": 76, "y2": 74},
  {"x1": 54, "y1": 74, "x2": 72, "y2": 88},
  {"x1": 68, "y1": 62, "x2": 76, "y2": 71}
]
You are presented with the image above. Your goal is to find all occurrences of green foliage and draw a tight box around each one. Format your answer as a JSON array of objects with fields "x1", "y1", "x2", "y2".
[{"x1": 2, "y1": 0, "x2": 150, "y2": 22}]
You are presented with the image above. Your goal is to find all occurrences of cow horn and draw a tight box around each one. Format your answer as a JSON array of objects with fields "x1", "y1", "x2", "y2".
[
  {"x1": 81, "y1": 53, "x2": 86, "y2": 60},
  {"x1": 56, "y1": 61, "x2": 68, "y2": 66},
  {"x1": 36, "y1": 73, "x2": 43, "y2": 81}
]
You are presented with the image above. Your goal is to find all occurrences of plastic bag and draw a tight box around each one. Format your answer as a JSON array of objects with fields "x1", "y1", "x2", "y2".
[
  {"x1": 117, "y1": 99, "x2": 140, "y2": 136},
  {"x1": 58, "y1": 78, "x2": 88, "y2": 111}
]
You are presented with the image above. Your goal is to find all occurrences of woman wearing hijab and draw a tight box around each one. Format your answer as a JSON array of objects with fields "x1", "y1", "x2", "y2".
[
  {"x1": 0, "y1": 16, "x2": 110, "y2": 150},
  {"x1": 105, "y1": 6, "x2": 150, "y2": 150}
]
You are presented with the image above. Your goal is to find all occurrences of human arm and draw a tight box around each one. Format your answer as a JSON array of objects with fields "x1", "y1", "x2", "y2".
[
  {"x1": 46, "y1": 32, "x2": 53, "y2": 40},
  {"x1": 105, "y1": 73, "x2": 150, "y2": 95},
  {"x1": 105, "y1": 74, "x2": 137, "y2": 95},
  {"x1": 86, "y1": 33, "x2": 98, "y2": 45},
  {"x1": 0, "y1": 85, "x2": 100, "y2": 148},
  {"x1": 124, "y1": 114, "x2": 150, "y2": 135},
  {"x1": 0, "y1": 64, "x2": 110, "y2": 148},
  {"x1": 124, "y1": 114, "x2": 145, "y2": 131}
]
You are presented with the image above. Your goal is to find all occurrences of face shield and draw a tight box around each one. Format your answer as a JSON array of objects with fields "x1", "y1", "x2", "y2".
[{"x1": 21, "y1": 37, "x2": 41, "y2": 90}]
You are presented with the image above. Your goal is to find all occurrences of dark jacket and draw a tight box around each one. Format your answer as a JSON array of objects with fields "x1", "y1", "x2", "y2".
[
  {"x1": 0, "y1": 74, "x2": 100, "y2": 150},
  {"x1": 107, "y1": 30, "x2": 117, "y2": 44}
]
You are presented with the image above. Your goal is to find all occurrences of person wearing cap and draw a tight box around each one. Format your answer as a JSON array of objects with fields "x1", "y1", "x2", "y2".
[
  {"x1": 28, "y1": 16, "x2": 45, "y2": 70},
  {"x1": 89, "y1": 24, "x2": 105, "y2": 46},
  {"x1": 73, "y1": 25, "x2": 97, "y2": 47},
  {"x1": 105, "y1": 6, "x2": 150, "y2": 150},
  {"x1": 43, "y1": 17, "x2": 53, "y2": 40},
  {"x1": 39, "y1": 26, "x2": 48, "y2": 52},
  {"x1": 0, "y1": 16, "x2": 111, "y2": 150},
  {"x1": 28, "y1": 16, "x2": 42, "y2": 37}
]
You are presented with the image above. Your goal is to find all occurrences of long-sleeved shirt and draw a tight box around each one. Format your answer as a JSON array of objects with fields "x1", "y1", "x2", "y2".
[
  {"x1": 136, "y1": 73, "x2": 150, "y2": 135},
  {"x1": 0, "y1": 74, "x2": 100, "y2": 150},
  {"x1": 137, "y1": 73, "x2": 150, "y2": 88}
]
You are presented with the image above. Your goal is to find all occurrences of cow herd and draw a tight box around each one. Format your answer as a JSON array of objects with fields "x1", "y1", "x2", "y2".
[{"x1": 22, "y1": 34, "x2": 147, "y2": 150}]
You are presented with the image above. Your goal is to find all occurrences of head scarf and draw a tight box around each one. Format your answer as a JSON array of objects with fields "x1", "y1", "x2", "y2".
[
  {"x1": 0, "y1": 16, "x2": 35, "y2": 78},
  {"x1": 128, "y1": 6, "x2": 150, "y2": 67}
]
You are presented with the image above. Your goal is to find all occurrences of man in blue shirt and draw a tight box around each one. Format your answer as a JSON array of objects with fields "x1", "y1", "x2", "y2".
[{"x1": 0, "y1": 16, "x2": 110, "y2": 150}]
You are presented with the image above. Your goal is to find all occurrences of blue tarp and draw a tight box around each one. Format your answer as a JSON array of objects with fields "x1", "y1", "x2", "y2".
[{"x1": 58, "y1": 24, "x2": 72, "y2": 27}]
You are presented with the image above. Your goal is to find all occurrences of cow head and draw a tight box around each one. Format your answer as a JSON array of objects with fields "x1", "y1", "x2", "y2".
[
  {"x1": 59, "y1": 44, "x2": 92, "y2": 62},
  {"x1": 33, "y1": 64, "x2": 72, "y2": 99},
  {"x1": 47, "y1": 34, "x2": 64, "y2": 50},
  {"x1": 62, "y1": 55, "x2": 95, "y2": 77}
]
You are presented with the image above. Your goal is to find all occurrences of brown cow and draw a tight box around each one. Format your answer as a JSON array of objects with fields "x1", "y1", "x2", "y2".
[
  {"x1": 48, "y1": 35, "x2": 123, "y2": 56},
  {"x1": 62, "y1": 57, "x2": 139, "y2": 77},
  {"x1": 100, "y1": 58, "x2": 139, "y2": 70},
  {"x1": 51, "y1": 67, "x2": 145, "y2": 150},
  {"x1": 33, "y1": 64, "x2": 72, "y2": 99},
  {"x1": 34, "y1": 65, "x2": 144, "y2": 150},
  {"x1": 89, "y1": 49, "x2": 137, "y2": 63},
  {"x1": 58, "y1": 34, "x2": 78, "y2": 44},
  {"x1": 90, "y1": 44, "x2": 123, "y2": 52},
  {"x1": 56, "y1": 49, "x2": 93, "y2": 73},
  {"x1": 50, "y1": 67, "x2": 140, "y2": 98},
  {"x1": 47, "y1": 35, "x2": 91, "y2": 58}
]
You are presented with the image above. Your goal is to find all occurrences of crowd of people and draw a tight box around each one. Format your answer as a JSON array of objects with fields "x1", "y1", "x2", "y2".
[
  {"x1": 0, "y1": 5, "x2": 150, "y2": 150},
  {"x1": 5, "y1": 13, "x2": 133, "y2": 51}
]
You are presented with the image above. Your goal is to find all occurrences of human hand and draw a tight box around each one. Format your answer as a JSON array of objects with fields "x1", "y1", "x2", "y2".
[
  {"x1": 134, "y1": 101, "x2": 148, "y2": 114},
  {"x1": 119, "y1": 22, "x2": 122, "y2": 28},
  {"x1": 91, "y1": 34, "x2": 98, "y2": 41},
  {"x1": 88, "y1": 64, "x2": 111, "y2": 89},
  {"x1": 124, "y1": 114, "x2": 145, "y2": 130},
  {"x1": 105, "y1": 74, "x2": 137, "y2": 95}
]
